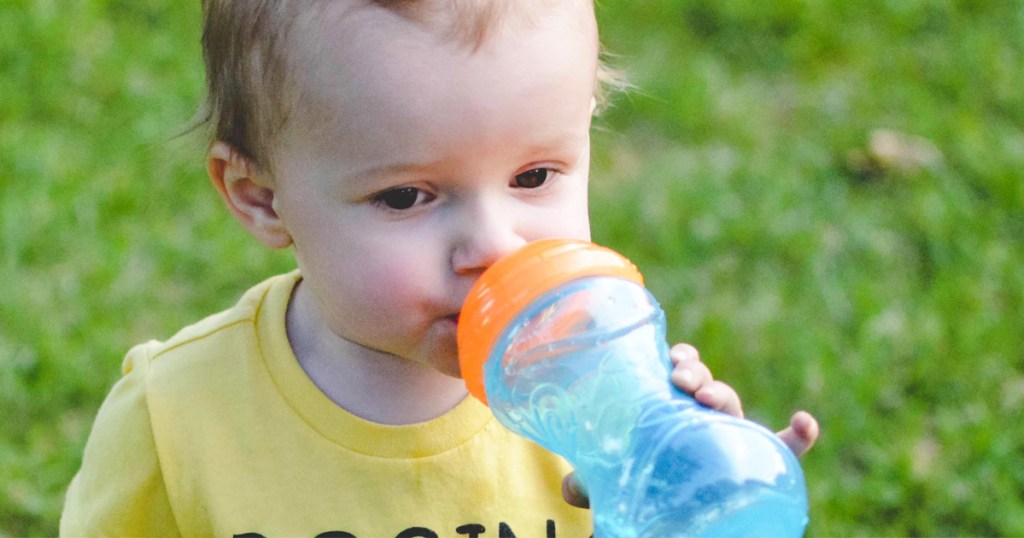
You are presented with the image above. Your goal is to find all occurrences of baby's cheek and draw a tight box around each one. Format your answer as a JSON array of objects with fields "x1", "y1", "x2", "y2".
[{"x1": 351, "y1": 261, "x2": 430, "y2": 313}]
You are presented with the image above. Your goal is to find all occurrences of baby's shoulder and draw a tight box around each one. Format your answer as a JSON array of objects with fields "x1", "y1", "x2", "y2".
[{"x1": 125, "y1": 272, "x2": 298, "y2": 392}]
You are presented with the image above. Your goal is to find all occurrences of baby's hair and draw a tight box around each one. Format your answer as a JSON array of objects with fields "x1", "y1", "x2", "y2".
[{"x1": 196, "y1": 0, "x2": 625, "y2": 174}]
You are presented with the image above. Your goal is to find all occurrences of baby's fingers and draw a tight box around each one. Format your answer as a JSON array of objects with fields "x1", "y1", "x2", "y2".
[
  {"x1": 694, "y1": 381, "x2": 743, "y2": 418},
  {"x1": 668, "y1": 343, "x2": 713, "y2": 393},
  {"x1": 669, "y1": 344, "x2": 743, "y2": 418}
]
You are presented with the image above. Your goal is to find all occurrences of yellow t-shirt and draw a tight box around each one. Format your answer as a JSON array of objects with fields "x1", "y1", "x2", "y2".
[{"x1": 61, "y1": 272, "x2": 592, "y2": 537}]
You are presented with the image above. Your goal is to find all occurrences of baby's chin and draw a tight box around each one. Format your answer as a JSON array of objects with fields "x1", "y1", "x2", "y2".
[
  {"x1": 415, "y1": 326, "x2": 465, "y2": 380},
  {"x1": 431, "y1": 350, "x2": 465, "y2": 380}
]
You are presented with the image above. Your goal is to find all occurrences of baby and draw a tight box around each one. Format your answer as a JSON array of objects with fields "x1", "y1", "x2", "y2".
[{"x1": 62, "y1": 1, "x2": 817, "y2": 535}]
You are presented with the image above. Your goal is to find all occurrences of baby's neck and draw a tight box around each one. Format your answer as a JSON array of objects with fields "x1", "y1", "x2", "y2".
[{"x1": 285, "y1": 280, "x2": 469, "y2": 425}]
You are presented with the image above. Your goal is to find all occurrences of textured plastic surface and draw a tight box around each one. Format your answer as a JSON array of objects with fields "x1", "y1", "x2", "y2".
[
  {"x1": 458, "y1": 240, "x2": 808, "y2": 537},
  {"x1": 459, "y1": 239, "x2": 644, "y2": 405}
]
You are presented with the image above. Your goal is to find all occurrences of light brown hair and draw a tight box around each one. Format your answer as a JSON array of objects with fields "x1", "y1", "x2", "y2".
[{"x1": 196, "y1": 0, "x2": 624, "y2": 173}]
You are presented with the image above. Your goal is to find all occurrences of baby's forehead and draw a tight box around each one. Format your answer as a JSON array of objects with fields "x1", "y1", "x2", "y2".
[
  {"x1": 267, "y1": 0, "x2": 598, "y2": 167},
  {"x1": 293, "y1": 0, "x2": 593, "y2": 54},
  {"x1": 283, "y1": 1, "x2": 597, "y2": 111}
]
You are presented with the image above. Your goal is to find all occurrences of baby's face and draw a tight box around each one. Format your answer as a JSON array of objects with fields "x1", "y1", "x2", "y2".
[{"x1": 270, "y1": 2, "x2": 598, "y2": 376}]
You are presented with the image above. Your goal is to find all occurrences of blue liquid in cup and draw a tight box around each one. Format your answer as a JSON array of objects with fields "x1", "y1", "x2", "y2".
[{"x1": 481, "y1": 276, "x2": 808, "y2": 537}]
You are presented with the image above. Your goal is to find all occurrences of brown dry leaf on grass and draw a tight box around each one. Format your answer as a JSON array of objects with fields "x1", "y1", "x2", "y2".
[{"x1": 847, "y1": 128, "x2": 943, "y2": 180}]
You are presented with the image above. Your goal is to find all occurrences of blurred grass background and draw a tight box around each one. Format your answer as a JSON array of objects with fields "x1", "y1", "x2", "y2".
[{"x1": 1, "y1": 0, "x2": 1022, "y2": 535}]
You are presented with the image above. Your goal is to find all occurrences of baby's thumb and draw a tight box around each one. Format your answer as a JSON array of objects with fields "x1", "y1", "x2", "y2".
[{"x1": 775, "y1": 410, "x2": 820, "y2": 458}]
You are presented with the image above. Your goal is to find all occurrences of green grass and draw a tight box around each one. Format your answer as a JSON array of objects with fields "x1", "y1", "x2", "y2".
[{"x1": 2, "y1": 1, "x2": 1022, "y2": 536}]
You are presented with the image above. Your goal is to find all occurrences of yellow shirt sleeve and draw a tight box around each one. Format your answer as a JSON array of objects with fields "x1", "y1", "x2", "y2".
[
  {"x1": 60, "y1": 342, "x2": 181, "y2": 538},
  {"x1": 60, "y1": 273, "x2": 593, "y2": 536}
]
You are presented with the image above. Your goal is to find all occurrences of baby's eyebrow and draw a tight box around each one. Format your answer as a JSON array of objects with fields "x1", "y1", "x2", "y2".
[
  {"x1": 352, "y1": 161, "x2": 438, "y2": 182},
  {"x1": 349, "y1": 130, "x2": 587, "y2": 182},
  {"x1": 522, "y1": 132, "x2": 588, "y2": 156}
]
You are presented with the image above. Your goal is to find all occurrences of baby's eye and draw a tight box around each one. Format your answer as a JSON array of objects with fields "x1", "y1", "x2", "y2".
[
  {"x1": 512, "y1": 168, "x2": 554, "y2": 189},
  {"x1": 375, "y1": 187, "x2": 429, "y2": 210}
]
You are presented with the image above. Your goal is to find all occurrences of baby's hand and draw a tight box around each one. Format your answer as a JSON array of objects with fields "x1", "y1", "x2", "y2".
[
  {"x1": 668, "y1": 343, "x2": 743, "y2": 417},
  {"x1": 561, "y1": 342, "x2": 820, "y2": 508},
  {"x1": 669, "y1": 343, "x2": 819, "y2": 457}
]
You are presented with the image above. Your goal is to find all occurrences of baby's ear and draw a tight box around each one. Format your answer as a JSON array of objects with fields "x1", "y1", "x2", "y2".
[{"x1": 207, "y1": 141, "x2": 293, "y2": 249}]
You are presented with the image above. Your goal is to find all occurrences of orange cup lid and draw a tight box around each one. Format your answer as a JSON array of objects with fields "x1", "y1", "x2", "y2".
[{"x1": 457, "y1": 239, "x2": 644, "y2": 405}]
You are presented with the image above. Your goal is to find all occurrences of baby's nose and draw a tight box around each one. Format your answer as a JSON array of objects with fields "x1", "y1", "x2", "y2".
[{"x1": 451, "y1": 203, "x2": 526, "y2": 275}]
